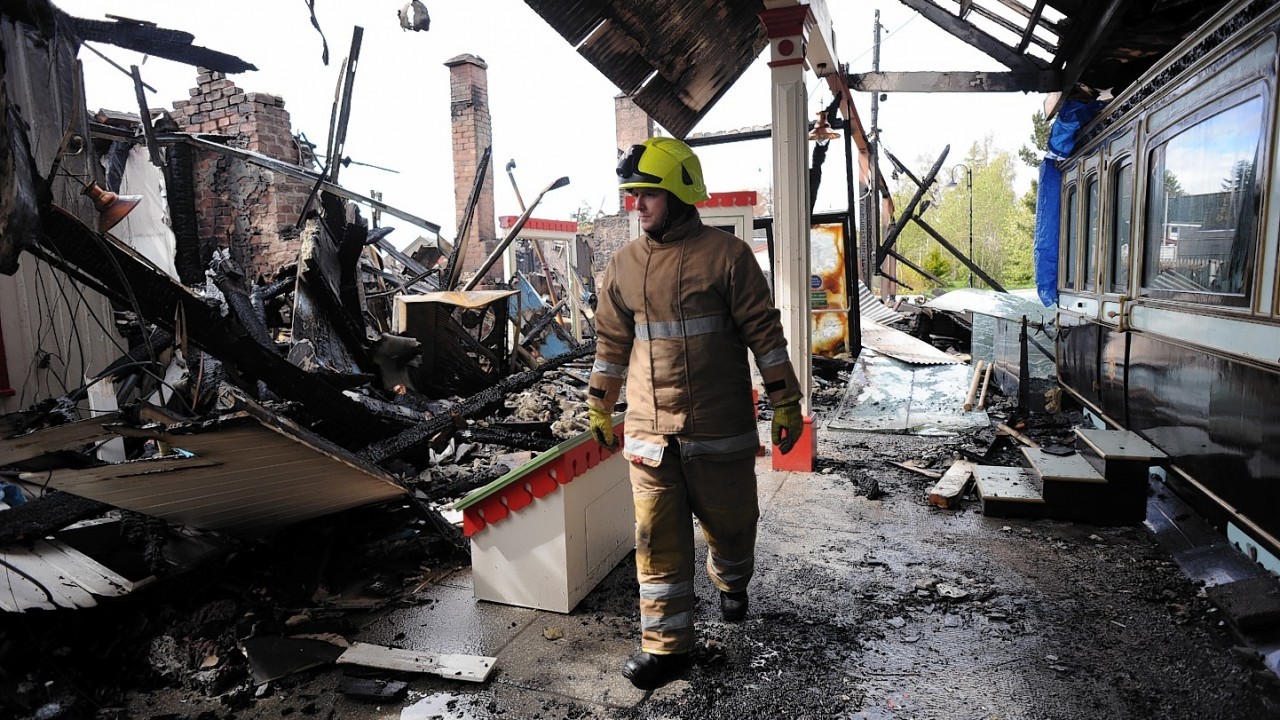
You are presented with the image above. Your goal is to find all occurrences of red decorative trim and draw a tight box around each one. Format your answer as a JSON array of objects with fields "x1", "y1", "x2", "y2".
[
  {"x1": 757, "y1": 5, "x2": 813, "y2": 39},
  {"x1": 462, "y1": 423, "x2": 624, "y2": 536},
  {"x1": 498, "y1": 216, "x2": 579, "y2": 233},
  {"x1": 0, "y1": 314, "x2": 12, "y2": 398},
  {"x1": 624, "y1": 191, "x2": 757, "y2": 212}
]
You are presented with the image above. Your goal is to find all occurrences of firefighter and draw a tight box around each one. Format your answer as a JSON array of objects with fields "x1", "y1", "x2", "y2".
[{"x1": 585, "y1": 136, "x2": 805, "y2": 689}]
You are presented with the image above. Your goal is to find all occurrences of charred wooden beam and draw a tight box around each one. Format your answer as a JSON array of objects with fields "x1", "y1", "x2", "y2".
[
  {"x1": 1014, "y1": 0, "x2": 1052, "y2": 54},
  {"x1": 461, "y1": 427, "x2": 557, "y2": 452},
  {"x1": 293, "y1": 213, "x2": 370, "y2": 374},
  {"x1": 161, "y1": 123, "x2": 205, "y2": 284},
  {"x1": 883, "y1": 247, "x2": 944, "y2": 286},
  {"x1": 878, "y1": 146, "x2": 948, "y2": 268},
  {"x1": 360, "y1": 343, "x2": 594, "y2": 466},
  {"x1": 64, "y1": 12, "x2": 257, "y2": 74},
  {"x1": 910, "y1": 214, "x2": 1007, "y2": 293},
  {"x1": 210, "y1": 253, "x2": 274, "y2": 350}
]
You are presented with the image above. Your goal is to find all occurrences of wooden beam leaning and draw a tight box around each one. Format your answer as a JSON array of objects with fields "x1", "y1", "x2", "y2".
[
  {"x1": 883, "y1": 247, "x2": 945, "y2": 286},
  {"x1": 1014, "y1": 0, "x2": 1052, "y2": 54},
  {"x1": 877, "y1": 145, "x2": 949, "y2": 268},
  {"x1": 910, "y1": 214, "x2": 1007, "y2": 293},
  {"x1": 850, "y1": 70, "x2": 1060, "y2": 93},
  {"x1": 129, "y1": 65, "x2": 162, "y2": 167}
]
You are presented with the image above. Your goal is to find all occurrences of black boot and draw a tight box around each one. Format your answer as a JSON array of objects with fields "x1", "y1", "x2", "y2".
[
  {"x1": 621, "y1": 652, "x2": 688, "y2": 689},
  {"x1": 720, "y1": 590, "x2": 748, "y2": 621}
]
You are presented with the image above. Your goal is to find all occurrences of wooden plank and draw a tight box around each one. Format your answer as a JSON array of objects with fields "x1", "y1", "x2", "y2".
[
  {"x1": 0, "y1": 567, "x2": 60, "y2": 612},
  {"x1": 0, "y1": 545, "x2": 97, "y2": 609},
  {"x1": 888, "y1": 460, "x2": 943, "y2": 480},
  {"x1": 927, "y1": 460, "x2": 976, "y2": 509},
  {"x1": 36, "y1": 539, "x2": 138, "y2": 596},
  {"x1": 336, "y1": 642, "x2": 496, "y2": 683},
  {"x1": 996, "y1": 422, "x2": 1040, "y2": 448},
  {"x1": 0, "y1": 413, "x2": 119, "y2": 465}
]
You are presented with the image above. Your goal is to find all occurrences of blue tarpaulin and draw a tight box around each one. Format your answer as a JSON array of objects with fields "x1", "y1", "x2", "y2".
[
  {"x1": 1033, "y1": 100, "x2": 1106, "y2": 307},
  {"x1": 1034, "y1": 160, "x2": 1062, "y2": 306}
]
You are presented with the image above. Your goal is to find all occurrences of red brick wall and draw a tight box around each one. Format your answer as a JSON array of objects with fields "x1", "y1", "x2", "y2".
[
  {"x1": 445, "y1": 54, "x2": 497, "y2": 285},
  {"x1": 171, "y1": 70, "x2": 310, "y2": 281}
]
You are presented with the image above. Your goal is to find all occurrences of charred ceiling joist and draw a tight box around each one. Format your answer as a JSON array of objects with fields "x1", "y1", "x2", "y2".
[{"x1": 847, "y1": 0, "x2": 1241, "y2": 117}]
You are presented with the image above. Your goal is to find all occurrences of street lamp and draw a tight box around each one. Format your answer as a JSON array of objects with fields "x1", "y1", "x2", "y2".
[{"x1": 945, "y1": 164, "x2": 973, "y2": 287}]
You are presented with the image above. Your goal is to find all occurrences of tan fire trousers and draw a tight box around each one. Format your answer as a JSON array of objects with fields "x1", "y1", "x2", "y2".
[{"x1": 630, "y1": 448, "x2": 759, "y2": 655}]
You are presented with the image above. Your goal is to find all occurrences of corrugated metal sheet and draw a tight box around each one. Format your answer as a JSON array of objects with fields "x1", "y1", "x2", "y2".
[
  {"x1": 19, "y1": 413, "x2": 406, "y2": 539},
  {"x1": 924, "y1": 288, "x2": 1053, "y2": 326},
  {"x1": 524, "y1": 0, "x2": 766, "y2": 138},
  {"x1": 858, "y1": 280, "x2": 904, "y2": 326}
]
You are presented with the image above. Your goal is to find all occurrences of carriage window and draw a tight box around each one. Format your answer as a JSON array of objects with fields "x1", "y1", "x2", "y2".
[
  {"x1": 1144, "y1": 96, "x2": 1263, "y2": 301},
  {"x1": 1084, "y1": 175, "x2": 1100, "y2": 291},
  {"x1": 1109, "y1": 162, "x2": 1133, "y2": 293},
  {"x1": 1062, "y1": 185, "x2": 1078, "y2": 289}
]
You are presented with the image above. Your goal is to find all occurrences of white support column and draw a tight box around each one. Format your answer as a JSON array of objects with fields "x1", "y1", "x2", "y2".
[{"x1": 760, "y1": 4, "x2": 813, "y2": 415}]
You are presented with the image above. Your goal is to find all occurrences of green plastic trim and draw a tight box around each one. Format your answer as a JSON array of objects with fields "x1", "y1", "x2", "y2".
[{"x1": 451, "y1": 412, "x2": 624, "y2": 511}]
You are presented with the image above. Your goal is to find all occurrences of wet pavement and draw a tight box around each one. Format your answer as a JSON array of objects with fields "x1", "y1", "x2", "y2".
[{"x1": 114, "y1": 415, "x2": 1280, "y2": 720}]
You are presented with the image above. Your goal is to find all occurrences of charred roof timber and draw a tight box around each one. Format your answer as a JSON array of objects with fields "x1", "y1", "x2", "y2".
[{"x1": 65, "y1": 11, "x2": 257, "y2": 74}]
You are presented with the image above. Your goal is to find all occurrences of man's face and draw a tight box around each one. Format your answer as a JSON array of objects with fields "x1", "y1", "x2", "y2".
[{"x1": 631, "y1": 189, "x2": 667, "y2": 234}]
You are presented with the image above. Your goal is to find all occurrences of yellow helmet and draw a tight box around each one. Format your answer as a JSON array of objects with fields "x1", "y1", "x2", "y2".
[{"x1": 616, "y1": 137, "x2": 709, "y2": 205}]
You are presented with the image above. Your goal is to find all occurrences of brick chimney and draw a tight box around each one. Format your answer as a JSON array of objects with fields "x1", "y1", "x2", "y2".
[
  {"x1": 170, "y1": 69, "x2": 311, "y2": 281},
  {"x1": 614, "y1": 93, "x2": 654, "y2": 155},
  {"x1": 614, "y1": 94, "x2": 654, "y2": 209},
  {"x1": 445, "y1": 54, "x2": 497, "y2": 283},
  {"x1": 589, "y1": 94, "x2": 656, "y2": 277}
]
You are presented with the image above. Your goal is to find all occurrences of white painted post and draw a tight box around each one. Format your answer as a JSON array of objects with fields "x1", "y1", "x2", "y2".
[{"x1": 760, "y1": 3, "x2": 814, "y2": 415}]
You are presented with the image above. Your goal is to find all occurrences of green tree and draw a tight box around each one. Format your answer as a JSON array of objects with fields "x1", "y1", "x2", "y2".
[
  {"x1": 922, "y1": 245, "x2": 951, "y2": 280},
  {"x1": 1018, "y1": 110, "x2": 1051, "y2": 167}
]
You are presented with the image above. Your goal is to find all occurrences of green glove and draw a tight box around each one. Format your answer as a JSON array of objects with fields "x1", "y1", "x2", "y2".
[
  {"x1": 771, "y1": 399, "x2": 804, "y2": 455},
  {"x1": 589, "y1": 406, "x2": 618, "y2": 449}
]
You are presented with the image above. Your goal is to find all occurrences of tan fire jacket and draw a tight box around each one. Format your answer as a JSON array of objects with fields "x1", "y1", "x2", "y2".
[{"x1": 587, "y1": 213, "x2": 801, "y2": 466}]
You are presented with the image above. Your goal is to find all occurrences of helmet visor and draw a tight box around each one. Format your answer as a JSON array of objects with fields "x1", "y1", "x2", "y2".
[{"x1": 616, "y1": 144, "x2": 663, "y2": 186}]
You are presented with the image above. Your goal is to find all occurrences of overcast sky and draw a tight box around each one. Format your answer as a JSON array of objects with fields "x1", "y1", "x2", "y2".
[{"x1": 58, "y1": 1, "x2": 1044, "y2": 246}]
